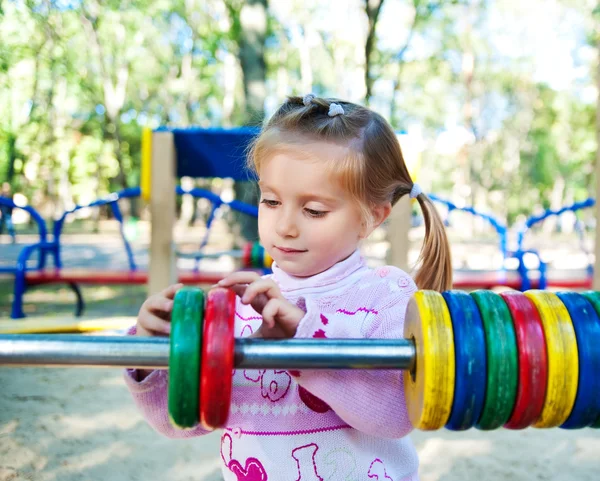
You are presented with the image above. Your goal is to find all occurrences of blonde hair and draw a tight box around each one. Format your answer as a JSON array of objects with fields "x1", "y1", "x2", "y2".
[{"x1": 248, "y1": 95, "x2": 452, "y2": 292}]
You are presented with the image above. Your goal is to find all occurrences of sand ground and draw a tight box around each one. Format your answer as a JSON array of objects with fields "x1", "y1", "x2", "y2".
[
  {"x1": 1, "y1": 227, "x2": 599, "y2": 480},
  {"x1": 1, "y1": 358, "x2": 599, "y2": 481}
]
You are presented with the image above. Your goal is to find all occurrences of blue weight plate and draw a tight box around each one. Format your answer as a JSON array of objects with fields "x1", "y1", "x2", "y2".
[
  {"x1": 557, "y1": 292, "x2": 600, "y2": 429},
  {"x1": 442, "y1": 290, "x2": 487, "y2": 430}
]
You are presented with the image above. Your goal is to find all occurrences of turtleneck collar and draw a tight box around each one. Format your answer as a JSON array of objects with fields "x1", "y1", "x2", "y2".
[{"x1": 271, "y1": 249, "x2": 367, "y2": 294}]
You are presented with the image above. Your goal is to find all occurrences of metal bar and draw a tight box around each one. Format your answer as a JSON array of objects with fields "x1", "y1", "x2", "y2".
[{"x1": 0, "y1": 335, "x2": 416, "y2": 371}]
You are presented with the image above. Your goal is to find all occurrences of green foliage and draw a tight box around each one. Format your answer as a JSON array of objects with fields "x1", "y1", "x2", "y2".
[{"x1": 0, "y1": 0, "x2": 597, "y2": 225}]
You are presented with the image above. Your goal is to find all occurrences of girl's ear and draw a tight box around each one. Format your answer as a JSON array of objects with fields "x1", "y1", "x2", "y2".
[
  {"x1": 372, "y1": 202, "x2": 393, "y2": 229},
  {"x1": 360, "y1": 202, "x2": 393, "y2": 239}
]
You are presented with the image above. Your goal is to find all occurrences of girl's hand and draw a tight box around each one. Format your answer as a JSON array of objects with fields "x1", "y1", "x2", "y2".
[
  {"x1": 217, "y1": 272, "x2": 304, "y2": 339},
  {"x1": 136, "y1": 283, "x2": 184, "y2": 337}
]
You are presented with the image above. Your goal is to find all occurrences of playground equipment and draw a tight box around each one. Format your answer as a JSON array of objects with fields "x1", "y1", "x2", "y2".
[
  {"x1": 4, "y1": 186, "x2": 264, "y2": 319},
  {"x1": 2, "y1": 286, "x2": 599, "y2": 432},
  {"x1": 427, "y1": 194, "x2": 520, "y2": 289},
  {"x1": 515, "y1": 198, "x2": 596, "y2": 290},
  {"x1": 141, "y1": 127, "x2": 261, "y2": 296}
]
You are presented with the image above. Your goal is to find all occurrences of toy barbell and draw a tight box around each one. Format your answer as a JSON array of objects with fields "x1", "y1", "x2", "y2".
[{"x1": 1, "y1": 287, "x2": 599, "y2": 432}]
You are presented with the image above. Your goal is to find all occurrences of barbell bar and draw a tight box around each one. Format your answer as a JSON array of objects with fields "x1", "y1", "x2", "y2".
[{"x1": 0, "y1": 335, "x2": 416, "y2": 371}]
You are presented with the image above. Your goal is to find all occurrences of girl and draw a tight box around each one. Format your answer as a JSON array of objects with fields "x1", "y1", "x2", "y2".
[{"x1": 126, "y1": 95, "x2": 452, "y2": 481}]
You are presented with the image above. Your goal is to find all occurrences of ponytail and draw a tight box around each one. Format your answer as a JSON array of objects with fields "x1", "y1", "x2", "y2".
[{"x1": 413, "y1": 194, "x2": 453, "y2": 292}]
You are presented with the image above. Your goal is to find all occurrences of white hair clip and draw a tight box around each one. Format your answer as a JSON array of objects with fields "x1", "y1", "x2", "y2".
[
  {"x1": 409, "y1": 183, "x2": 423, "y2": 199},
  {"x1": 328, "y1": 103, "x2": 344, "y2": 117},
  {"x1": 303, "y1": 94, "x2": 315, "y2": 106}
]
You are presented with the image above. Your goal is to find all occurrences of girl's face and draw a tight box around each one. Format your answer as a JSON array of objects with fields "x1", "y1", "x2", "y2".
[{"x1": 257, "y1": 141, "x2": 368, "y2": 277}]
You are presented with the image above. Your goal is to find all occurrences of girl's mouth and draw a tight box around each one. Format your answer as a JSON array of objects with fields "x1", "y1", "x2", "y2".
[{"x1": 275, "y1": 246, "x2": 307, "y2": 254}]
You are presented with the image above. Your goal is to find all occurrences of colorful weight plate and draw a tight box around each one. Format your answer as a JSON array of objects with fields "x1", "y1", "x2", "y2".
[
  {"x1": 442, "y1": 291, "x2": 486, "y2": 431},
  {"x1": 471, "y1": 290, "x2": 518, "y2": 430},
  {"x1": 563, "y1": 292, "x2": 600, "y2": 429},
  {"x1": 168, "y1": 287, "x2": 204, "y2": 429},
  {"x1": 200, "y1": 287, "x2": 237, "y2": 430},
  {"x1": 500, "y1": 291, "x2": 548, "y2": 430},
  {"x1": 404, "y1": 290, "x2": 455, "y2": 430},
  {"x1": 581, "y1": 291, "x2": 600, "y2": 429},
  {"x1": 242, "y1": 242, "x2": 253, "y2": 268},
  {"x1": 525, "y1": 291, "x2": 578, "y2": 428},
  {"x1": 251, "y1": 242, "x2": 263, "y2": 269},
  {"x1": 263, "y1": 250, "x2": 274, "y2": 269}
]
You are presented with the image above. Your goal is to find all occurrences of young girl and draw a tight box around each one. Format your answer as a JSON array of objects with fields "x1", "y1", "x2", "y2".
[{"x1": 125, "y1": 95, "x2": 452, "y2": 481}]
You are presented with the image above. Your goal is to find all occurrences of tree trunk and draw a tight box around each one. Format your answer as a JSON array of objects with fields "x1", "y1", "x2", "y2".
[
  {"x1": 364, "y1": 0, "x2": 385, "y2": 104},
  {"x1": 5, "y1": 133, "x2": 17, "y2": 183},
  {"x1": 238, "y1": 0, "x2": 268, "y2": 125},
  {"x1": 231, "y1": 0, "x2": 268, "y2": 245}
]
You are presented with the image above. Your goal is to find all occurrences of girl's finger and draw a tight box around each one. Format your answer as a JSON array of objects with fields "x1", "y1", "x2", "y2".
[
  {"x1": 144, "y1": 295, "x2": 174, "y2": 314},
  {"x1": 217, "y1": 271, "x2": 262, "y2": 287},
  {"x1": 261, "y1": 299, "x2": 281, "y2": 329},
  {"x1": 139, "y1": 313, "x2": 171, "y2": 335},
  {"x1": 227, "y1": 284, "x2": 248, "y2": 300},
  {"x1": 241, "y1": 279, "x2": 282, "y2": 305},
  {"x1": 162, "y1": 283, "x2": 184, "y2": 300}
]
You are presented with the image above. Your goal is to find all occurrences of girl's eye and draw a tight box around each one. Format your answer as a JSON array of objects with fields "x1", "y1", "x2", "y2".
[
  {"x1": 305, "y1": 208, "x2": 327, "y2": 218},
  {"x1": 260, "y1": 199, "x2": 279, "y2": 207}
]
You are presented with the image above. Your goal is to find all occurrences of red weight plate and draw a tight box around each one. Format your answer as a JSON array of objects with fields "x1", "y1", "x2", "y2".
[
  {"x1": 501, "y1": 291, "x2": 548, "y2": 429},
  {"x1": 200, "y1": 287, "x2": 237, "y2": 430},
  {"x1": 242, "y1": 242, "x2": 253, "y2": 268}
]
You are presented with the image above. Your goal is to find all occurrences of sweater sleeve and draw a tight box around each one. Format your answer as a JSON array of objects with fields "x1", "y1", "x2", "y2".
[
  {"x1": 291, "y1": 269, "x2": 417, "y2": 439},
  {"x1": 122, "y1": 326, "x2": 211, "y2": 439}
]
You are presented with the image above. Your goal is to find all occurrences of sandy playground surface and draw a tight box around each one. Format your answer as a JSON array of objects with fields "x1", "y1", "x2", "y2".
[
  {"x1": 1, "y1": 228, "x2": 599, "y2": 480},
  {"x1": 1, "y1": 357, "x2": 599, "y2": 481}
]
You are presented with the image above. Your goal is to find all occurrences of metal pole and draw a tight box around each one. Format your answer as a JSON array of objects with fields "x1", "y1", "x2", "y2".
[{"x1": 0, "y1": 335, "x2": 416, "y2": 371}]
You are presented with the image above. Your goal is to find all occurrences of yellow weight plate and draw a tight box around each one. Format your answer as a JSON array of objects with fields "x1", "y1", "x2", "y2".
[
  {"x1": 524, "y1": 291, "x2": 579, "y2": 428},
  {"x1": 404, "y1": 290, "x2": 455, "y2": 430},
  {"x1": 264, "y1": 251, "x2": 273, "y2": 269}
]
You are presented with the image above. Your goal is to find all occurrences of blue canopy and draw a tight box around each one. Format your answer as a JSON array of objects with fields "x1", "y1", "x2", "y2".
[{"x1": 159, "y1": 127, "x2": 260, "y2": 180}]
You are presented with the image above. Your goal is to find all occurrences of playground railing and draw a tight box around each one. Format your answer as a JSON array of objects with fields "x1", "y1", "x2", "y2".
[
  {"x1": 514, "y1": 198, "x2": 595, "y2": 290},
  {"x1": 0, "y1": 196, "x2": 50, "y2": 274},
  {"x1": 7, "y1": 186, "x2": 261, "y2": 318}
]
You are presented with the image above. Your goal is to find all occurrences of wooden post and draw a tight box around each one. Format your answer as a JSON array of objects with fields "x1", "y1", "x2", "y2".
[
  {"x1": 148, "y1": 131, "x2": 177, "y2": 295},
  {"x1": 387, "y1": 196, "x2": 411, "y2": 271}
]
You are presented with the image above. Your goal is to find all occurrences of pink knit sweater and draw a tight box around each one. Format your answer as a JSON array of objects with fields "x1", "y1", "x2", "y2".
[{"x1": 124, "y1": 250, "x2": 419, "y2": 481}]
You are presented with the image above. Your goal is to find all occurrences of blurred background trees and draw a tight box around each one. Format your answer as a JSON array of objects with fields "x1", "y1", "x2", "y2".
[{"x1": 0, "y1": 0, "x2": 598, "y2": 229}]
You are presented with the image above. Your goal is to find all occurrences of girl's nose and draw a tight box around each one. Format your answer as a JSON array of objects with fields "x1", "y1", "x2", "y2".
[{"x1": 275, "y1": 210, "x2": 299, "y2": 238}]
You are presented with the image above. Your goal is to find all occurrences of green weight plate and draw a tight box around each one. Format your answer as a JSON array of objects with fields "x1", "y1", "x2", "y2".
[
  {"x1": 168, "y1": 287, "x2": 205, "y2": 429},
  {"x1": 251, "y1": 242, "x2": 262, "y2": 268},
  {"x1": 471, "y1": 290, "x2": 518, "y2": 430}
]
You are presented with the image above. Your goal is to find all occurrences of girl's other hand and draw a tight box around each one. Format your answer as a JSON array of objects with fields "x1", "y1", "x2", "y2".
[
  {"x1": 136, "y1": 283, "x2": 183, "y2": 337},
  {"x1": 217, "y1": 272, "x2": 304, "y2": 339}
]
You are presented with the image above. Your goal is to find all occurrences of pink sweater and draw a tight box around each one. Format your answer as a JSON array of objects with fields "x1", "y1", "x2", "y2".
[{"x1": 124, "y1": 250, "x2": 419, "y2": 481}]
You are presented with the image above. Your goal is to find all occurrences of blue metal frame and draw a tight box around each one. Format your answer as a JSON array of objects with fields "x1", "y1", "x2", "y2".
[
  {"x1": 8, "y1": 186, "x2": 260, "y2": 318},
  {"x1": 175, "y1": 186, "x2": 259, "y2": 271},
  {"x1": 429, "y1": 194, "x2": 510, "y2": 281},
  {"x1": 10, "y1": 188, "x2": 142, "y2": 318},
  {"x1": 52, "y1": 187, "x2": 141, "y2": 271},
  {"x1": 0, "y1": 196, "x2": 51, "y2": 274},
  {"x1": 514, "y1": 198, "x2": 595, "y2": 290}
]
